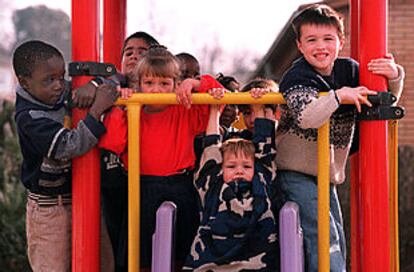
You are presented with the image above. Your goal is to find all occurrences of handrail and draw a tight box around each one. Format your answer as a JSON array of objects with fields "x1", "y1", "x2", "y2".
[{"x1": 117, "y1": 92, "x2": 330, "y2": 272}]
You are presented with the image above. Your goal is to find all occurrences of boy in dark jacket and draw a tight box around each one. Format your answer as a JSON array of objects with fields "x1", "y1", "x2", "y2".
[{"x1": 13, "y1": 40, "x2": 118, "y2": 271}]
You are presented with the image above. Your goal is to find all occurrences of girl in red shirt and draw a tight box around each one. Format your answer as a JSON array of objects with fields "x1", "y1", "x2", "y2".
[{"x1": 99, "y1": 45, "x2": 224, "y2": 271}]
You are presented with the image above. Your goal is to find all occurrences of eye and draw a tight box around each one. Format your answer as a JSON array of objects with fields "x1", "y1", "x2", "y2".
[
  {"x1": 138, "y1": 49, "x2": 147, "y2": 56},
  {"x1": 124, "y1": 51, "x2": 133, "y2": 57},
  {"x1": 307, "y1": 38, "x2": 316, "y2": 43}
]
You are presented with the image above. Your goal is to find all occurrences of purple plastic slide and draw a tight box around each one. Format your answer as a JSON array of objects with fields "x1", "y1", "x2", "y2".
[
  {"x1": 151, "y1": 201, "x2": 177, "y2": 272},
  {"x1": 279, "y1": 201, "x2": 304, "y2": 272}
]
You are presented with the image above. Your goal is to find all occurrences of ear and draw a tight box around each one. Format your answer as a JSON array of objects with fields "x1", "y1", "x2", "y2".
[
  {"x1": 338, "y1": 37, "x2": 345, "y2": 51},
  {"x1": 18, "y1": 75, "x2": 30, "y2": 90},
  {"x1": 296, "y1": 39, "x2": 304, "y2": 55}
]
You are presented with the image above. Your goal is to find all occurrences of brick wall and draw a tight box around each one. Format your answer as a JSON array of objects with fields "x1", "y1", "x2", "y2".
[
  {"x1": 389, "y1": 0, "x2": 414, "y2": 145},
  {"x1": 336, "y1": 0, "x2": 414, "y2": 145}
]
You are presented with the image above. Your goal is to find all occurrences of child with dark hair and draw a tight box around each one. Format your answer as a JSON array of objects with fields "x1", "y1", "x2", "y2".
[
  {"x1": 176, "y1": 52, "x2": 201, "y2": 80},
  {"x1": 237, "y1": 78, "x2": 279, "y2": 140},
  {"x1": 98, "y1": 31, "x2": 160, "y2": 271},
  {"x1": 98, "y1": 46, "x2": 225, "y2": 270},
  {"x1": 276, "y1": 4, "x2": 404, "y2": 271},
  {"x1": 216, "y1": 73, "x2": 240, "y2": 129},
  {"x1": 13, "y1": 40, "x2": 118, "y2": 272},
  {"x1": 183, "y1": 89, "x2": 279, "y2": 271},
  {"x1": 121, "y1": 31, "x2": 160, "y2": 89}
]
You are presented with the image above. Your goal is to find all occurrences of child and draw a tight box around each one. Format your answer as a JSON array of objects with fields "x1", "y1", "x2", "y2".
[
  {"x1": 176, "y1": 52, "x2": 201, "y2": 80},
  {"x1": 99, "y1": 31, "x2": 160, "y2": 272},
  {"x1": 275, "y1": 4, "x2": 405, "y2": 271},
  {"x1": 216, "y1": 72, "x2": 240, "y2": 130},
  {"x1": 237, "y1": 78, "x2": 278, "y2": 140},
  {"x1": 98, "y1": 46, "x2": 224, "y2": 270},
  {"x1": 183, "y1": 90, "x2": 279, "y2": 271},
  {"x1": 12, "y1": 40, "x2": 118, "y2": 271},
  {"x1": 121, "y1": 31, "x2": 160, "y2": 89}
]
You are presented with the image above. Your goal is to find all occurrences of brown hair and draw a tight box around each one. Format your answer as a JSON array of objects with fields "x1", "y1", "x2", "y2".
[
  {"x1": 239, "y1": 78, "x2": 278, "y2": 113},
  {"x1": 292, "y1": 4, "x2": 345, "y2": 40},
  {"x1": 133, "y1": 45, "x2": 181, "y2": 85},
  {"x1": 221, "y1": 138, "x2": 255, "y2": 160}
]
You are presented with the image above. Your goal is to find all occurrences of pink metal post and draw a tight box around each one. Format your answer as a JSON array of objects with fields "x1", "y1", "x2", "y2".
[
  {"x1": 71, "y1": 0, "x2": 101, "y2": 271},
  {"x1": 359, "y1": 0, "x2": 390, "y2": 271}
]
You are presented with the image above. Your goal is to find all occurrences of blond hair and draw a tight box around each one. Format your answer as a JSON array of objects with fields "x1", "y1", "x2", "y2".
[
  {"x1": 221, "y1": 138, "x2": 255, "y2": 160},
  {"x1": 133, "y1": 45, "x2": 181, "y2": 85}
]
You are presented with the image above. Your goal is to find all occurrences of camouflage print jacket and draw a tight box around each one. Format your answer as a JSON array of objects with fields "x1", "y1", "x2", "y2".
[{"x1": 183, "y1": 118, "x2": 279, "y2": 272}]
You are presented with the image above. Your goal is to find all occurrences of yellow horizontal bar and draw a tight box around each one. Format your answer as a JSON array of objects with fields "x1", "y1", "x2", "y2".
[{"x1": 116, "y1": 92, "x2": 285, "y2": 105}]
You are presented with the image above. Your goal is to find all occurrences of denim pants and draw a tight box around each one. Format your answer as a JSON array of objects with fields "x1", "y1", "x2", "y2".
[{"x1": 276, "y1": 170, "x2": 346, "y2": 272}]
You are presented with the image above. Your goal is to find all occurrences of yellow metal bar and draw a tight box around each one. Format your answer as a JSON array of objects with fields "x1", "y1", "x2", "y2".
[
  {"x1": 116, "y1": 92, "x2": 285, "y2": 105},
  {"x1": 388, "y1": 120, "x2": 400, "y2": 272},
  {"x1": 318, "y1": 122, "x2": 330, "y2": 272},
  {"x1": 120, "y1": 92, "x2": 338, "y2": 272},
  {"x1": 128, "y1": 105, "x2": 141, "y2": 272}
]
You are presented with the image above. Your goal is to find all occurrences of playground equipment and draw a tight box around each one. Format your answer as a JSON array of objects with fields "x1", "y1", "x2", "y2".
[{"x1": 70, "y1": 0, "x2": 402, "y2": 271}]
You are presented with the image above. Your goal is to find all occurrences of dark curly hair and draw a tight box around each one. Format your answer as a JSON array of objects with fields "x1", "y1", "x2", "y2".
[{"x1": 12, "y1": 40, "x2": 63, "y2": 78}]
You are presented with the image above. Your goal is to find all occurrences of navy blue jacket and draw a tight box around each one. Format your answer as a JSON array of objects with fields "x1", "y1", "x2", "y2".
[{"x1": 15, "y1": 85, "x2": 106, "y2": 195}]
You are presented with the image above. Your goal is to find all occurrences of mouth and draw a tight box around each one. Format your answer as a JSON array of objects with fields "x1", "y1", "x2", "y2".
[{"x1": 314, "y1": 52, "x2": 329, "y2": 61}]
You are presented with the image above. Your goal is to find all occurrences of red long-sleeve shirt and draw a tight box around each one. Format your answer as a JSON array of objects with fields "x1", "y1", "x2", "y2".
[{"x1": 98, "y1": 74, "x2": 223, "y2": 176}]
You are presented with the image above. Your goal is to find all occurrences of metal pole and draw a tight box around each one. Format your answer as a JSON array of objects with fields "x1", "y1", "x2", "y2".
[
  {"x1": 359, "y1": 0, "x2": 390, "y2": 271},
  {"x1": 103, "y1": 0, "x2": 126, "y2": 70},
  {"x1": 349, "y1": 0, "x2": 361, "y2": 271},
  {"x1": 317, "y1": 122, "x2": 330, "y2": 272},
  {"x1": 71, "y1": 0, "x2": 101, "y2": 271}
]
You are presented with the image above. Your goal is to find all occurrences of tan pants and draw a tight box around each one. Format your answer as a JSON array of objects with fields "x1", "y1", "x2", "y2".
[{"x1": 26, "y1": 197, "x2": 114, "y2": 272}]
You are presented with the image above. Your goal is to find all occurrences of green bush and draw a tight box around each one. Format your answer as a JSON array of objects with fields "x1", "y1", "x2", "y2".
[{"x1": 0, "y1": 182, "x2": 30, "y2": 271}]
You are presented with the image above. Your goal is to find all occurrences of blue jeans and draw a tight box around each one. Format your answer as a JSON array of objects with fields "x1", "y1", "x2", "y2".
[{"x1": 276, "y1": 170, "x2": 346, "y2": 272}]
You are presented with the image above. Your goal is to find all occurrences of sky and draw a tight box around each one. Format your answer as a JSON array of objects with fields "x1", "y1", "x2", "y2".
[{"x1": 2, "y1": 0, "x2": 316, "y2": 78}]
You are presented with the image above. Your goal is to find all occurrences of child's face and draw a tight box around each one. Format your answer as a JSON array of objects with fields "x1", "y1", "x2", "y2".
[
  {"x1": 222, "y1": 151, "x2": 254, "y2": 183},
  {"x1": 297, "y1": 23, "x2": 344, "y2": 76},
  {"x1": 180, "y1": 59, "x2": 200, "y2": 80},
  {"x1": 140, "y1": 75, "x2": 175, "y2": 112},
  {"x1": 241, "y1": 108, "x2": 254, "y2": 132},
  {"x1": 122, "y1": 38, "x2": 150, "y2": 76},
  {"x1": 220, "y1": 105, "x2": 238, "y2": 128},
  {"x1": 19, "y1": 56, "x2": 65, "y2": 106}
]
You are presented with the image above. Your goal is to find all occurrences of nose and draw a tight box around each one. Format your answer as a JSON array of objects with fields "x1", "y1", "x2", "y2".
[
  {"x1": 149, "y1": 84, "x2": 161, "y2": 93},
  {"x1": 130, "y1": 50, "x2": 139, "y2": 60},
  {"x1": 235, "y1": 166, "x2": 244, "y2": 175},
  {"x1": 53, "y1": 79, "x2": 64, "y2": 92}
]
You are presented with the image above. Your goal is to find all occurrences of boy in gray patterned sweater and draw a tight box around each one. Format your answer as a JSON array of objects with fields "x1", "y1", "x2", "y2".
[{"x1": 275, "y1": 4, "x2": 404, "y2": 272}]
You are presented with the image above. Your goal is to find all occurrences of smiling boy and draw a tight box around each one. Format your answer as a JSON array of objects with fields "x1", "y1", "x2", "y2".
[{"x1": 275, "y1": 4, "x2": 404, "y2": 271}]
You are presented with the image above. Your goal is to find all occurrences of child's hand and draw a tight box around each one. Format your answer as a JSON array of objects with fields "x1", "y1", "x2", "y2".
[
  {"x1": 208, "y1": 88, "x2": 226, "y2": 113},
  {"x1": 250, "y1": 87, "x2": 270, "y2": 99},
  {"x1": 119, "y1": 87, "x2": 134, "y2": 99},
  {"x1": 176, "y1": 78, "x2": 199, "y2": 109},
  {"x1": 208, "y1": 88, "x2": 225, "y2": 99},
  {"x1": 368, "y1": 54, "x2": 399, "y2": 80},
  {"x1": 336, "y1": 86, "x2": 377, "y2": 112},
  {"x1": 72, "y1": 82, "x2": 97, "y2": 108},
  {"x1": 89, "y1": 84, "x2": 119, "y2": 120}
]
